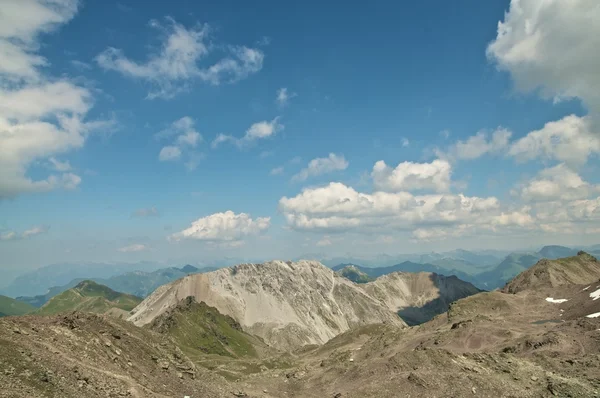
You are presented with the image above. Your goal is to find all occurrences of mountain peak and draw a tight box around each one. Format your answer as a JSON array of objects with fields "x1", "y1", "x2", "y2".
[{"x1": 503, "y1": 251, "x2": 600, "y2": 294}]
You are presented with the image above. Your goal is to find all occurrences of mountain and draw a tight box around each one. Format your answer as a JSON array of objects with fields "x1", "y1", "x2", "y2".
[
  {"x1": 0, "y1": 261, "x2": 163, "y2": 298},
  {"x1": 538, "y1": 245, "x2": 580, "y2": 259},
  {"x1": 471, "y1": 252, "x2": 542, "y2": 290},
  {"x1": 0, "y1": 295, "x2": 35, "y2": 317},
  {"x1": 362, "y1": 272, "x2": 482, "y2": 325},
  {"x1": 15, "y1": 265, "x2": 211, "y2": 307},
  {"x1": 335, "y1": 265, "x2": 373, "y2": 283},
  {"x1": 149, "y1": 296, "x2": 268, "y2": 358},
  {"x1": 332, "y1": 261, "x2": 474, "y2": 283},
  {"x1": 503, "y1": 251, "x2": 600, "y2": 294},
  {"x1": 37, "y1": 281, "x2": 142, "y2": 316},
  {"x1": 129, "y1": 260, "x2": 406, "y2": 350}
]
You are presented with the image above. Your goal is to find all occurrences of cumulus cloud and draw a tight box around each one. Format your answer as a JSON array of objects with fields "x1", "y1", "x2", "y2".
[
  {"x1": 508, "y1": 115, "x2": 599, "y2": 167},
  {"x1": 132, "y1": 206, "x2": 159, "y2": 217},
  {"x1": 211, "y1": 117, "x2": 283, "y2": 149},
  {"x1": 487, "y1": 0, "x2": 600, "y2": 122},
  {"x1": 118, "y1": 243, "x2": 148, "y2": 253},
  {"x1": 279, "y1": 181, "x2": 533, "y2": 239},
  {"x1": 157, "y1": 116, "x2": 202, "y2": 168},
  {"x1": 0, "y1": 225, "x2": 48, "y2": 241},
  {"x1": 276, "y1": 87, "x2": 296, "y2": 107},
  {"x1": 0, "y1": 0, "x2": 107, "y2": 199},
  {"x1": 169, "y1": 211, "x2": 270, "y2": 242},
  {"x1": 96, "y1": 18, "x2": 264, "y2": 99},
  {"x1": 292, "y1": 153, "x2": 349, "y2": 182},
  {"x1": 371, "y1": 159, "x2": 451, "y2": 193},
  {"x1": 438, "y1": 128, "x2": 512, "y2": 161},
  {"x1": 518, "y1": 164, "x2": 600, "y2": 202}
]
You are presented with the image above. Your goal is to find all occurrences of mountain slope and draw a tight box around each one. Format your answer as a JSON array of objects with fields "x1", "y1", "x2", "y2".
[
  {"x1": 472, "y1": 252, "x2": 541, "y2": 290},
  {"x1": 503, "y1": 251, "x2": 600, "y2": 294},
  {"x1": 0, "y1": 295, "x2": 35, "y2": 317},
  {"x1": 361, "y1": 272, "x2": 481, "y2": 325},
  {"x1": 336, "y1": 265, "x2": 373, "y2": 283},
  {"x1": 38, "y1": 281, "x2": 142, "y2": 316},
  {"x1": 129, "y1": 260, "x2": 406, "y2": 350},
  {"x1": 149, "y1": 296, "x2": 267, "y2": 358}
]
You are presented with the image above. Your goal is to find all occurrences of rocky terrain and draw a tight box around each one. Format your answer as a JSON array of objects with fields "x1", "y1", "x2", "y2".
[
  {"x1": 129, "y1": 260, "x2": 407, "y2": 350},
  {"x1": 2, "y1": 253, "x2": 600, "y2": 397}
]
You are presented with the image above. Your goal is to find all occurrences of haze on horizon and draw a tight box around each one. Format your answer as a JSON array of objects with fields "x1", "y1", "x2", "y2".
[{"x1": 1, "y1": 0, "x2": 600, "y2": 281}]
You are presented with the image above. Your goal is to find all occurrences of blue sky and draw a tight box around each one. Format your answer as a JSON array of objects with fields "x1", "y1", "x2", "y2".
[{"x1": 1, "y1": 0, "x2": 600, "y2": 279}]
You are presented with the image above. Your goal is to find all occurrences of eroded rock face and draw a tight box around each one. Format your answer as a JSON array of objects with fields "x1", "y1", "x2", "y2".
[{"x1": 129, "y1": 260, "x2": 406, "y2": 350}]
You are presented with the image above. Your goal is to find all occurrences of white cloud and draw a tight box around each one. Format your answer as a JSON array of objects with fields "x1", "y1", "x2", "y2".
[
  {"x1": 48, "y1": 157, "x2": 71, "y2": 172},
  {"x1": 0, "y1": 225, "x2": 48, "y2": 241},
  {"x1": 96, "y1": 18, "x2": 264, "y2": 99},
  {"x1": 132, "y1": 207, "x2": 159, "y2": 217},
  {"x1": 118, "y1": 243, "x2": 148, "y2": 253},
  {"x1": 487, "y1": 0, "x2": 600, "y2": 121},
  {"x1": 211, "y1": 117, "x2": 283, "y2": 149},
  {"x1": 270, "y1": 166, "x2": 284, "y2": 176},
  {"x1": 157, "y1": 116, "x2": 202, "y2": 166},
  {"x1": 169, "y1": 210, "x2": 270, "y2": 242},
  {"x1": 508, "y1": 115, "x2": 599, "y2": 167},
  {"x1": 0, "y1": 0, "x2": 106, "y2": 199},
  {"x1": 519, "y1": 163, "x2": 599, "y2": 202},
  {"x1": 279, "y1": 181, "x2": 532, "y2": 238},
  {"x1": 371, "y1": 159, "x2": 451, "y2": 193},
  {"x1": 276, "y1": 87, "x2": 296, "y2": 107},
  {"x1": 401, "y1": 138, "x2": 410, "y2": 148},
  {"x1": 439, "y1": 128, "x2": 512, "y2": 161},
  {"x1": 292, "y1": 153, "x2": 349, "y2": 182},
  {"x1": 70, "y1": 60, "x2": 91, "y2": 70},
  {"x1": 158, "y1": 146, "x2": 181, "y2": 161}
]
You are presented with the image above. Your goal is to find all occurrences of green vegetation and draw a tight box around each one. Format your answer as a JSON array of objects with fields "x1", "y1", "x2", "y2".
[
  {"x1": 37, "y1": 280, "x2": 142, "y2": 315},
  {"x1": 0, "y1": 295, "x2": 35, "y2": 317},
  {"x1": 150, "y1": 297, "x2": 258, "y2": 358},
  {"x1": 336, "y1": 265, "x2": 374, "y2": 283}
]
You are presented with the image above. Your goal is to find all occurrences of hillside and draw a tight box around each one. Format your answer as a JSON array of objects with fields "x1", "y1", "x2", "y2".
[
  {"x1": 362, "y1": 272, "x2": 481, "y2": 325},
  {"x1": 0, "y1": 295, "x2": 35, "y2": 317},
  {"x1": 149, "y1": 296, "x2": 267, "y2": 358},
  {"x1": 335, "y1": 265, "x2": 373, "y2": 283},
  {"x1": 130, "y1": 260, "x2": 406, "y2": 350},
  {"x1": 471, "y1": 252, "x2": 541, "y2": 290},
  {"x1": 38, "y1": 281, "x2": 142, "y2": 316},
  {"x1": 503, "y1": 251, "x2": 600, "y2": 294}
]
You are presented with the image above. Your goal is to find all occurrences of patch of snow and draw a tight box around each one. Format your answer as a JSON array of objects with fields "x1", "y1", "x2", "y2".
[
  {"x1": 589, "y1": 289, "x2": 600, "y2": 301},
  {"x1": 583, "y1": 286, "x2": 591, "y2": 291},
  {"x1": 585, "y1": 312, "x2": 600, "y2": 318},
  {"x1": 545, "y1": 297, "x2": 568, "y2": 303},
  {"x1": 560, "y1": 309, "x2": 564, "y2": 312}
]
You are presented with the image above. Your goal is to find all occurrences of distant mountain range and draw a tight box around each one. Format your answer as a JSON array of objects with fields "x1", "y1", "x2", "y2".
[
  {"x1": 36, "y1": 280, "x2": 142, "y2": 317},
  {"x1": 15, "y1": 265, "x2": 215, "y2": 308},
  {"x1": 331, "y1": 245, "x2": 597, "y2": 290}
]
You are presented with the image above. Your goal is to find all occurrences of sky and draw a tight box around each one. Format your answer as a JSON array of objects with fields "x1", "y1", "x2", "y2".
[{"x1": 1, "y1": 0, "x2": 600, "y2": 279}]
